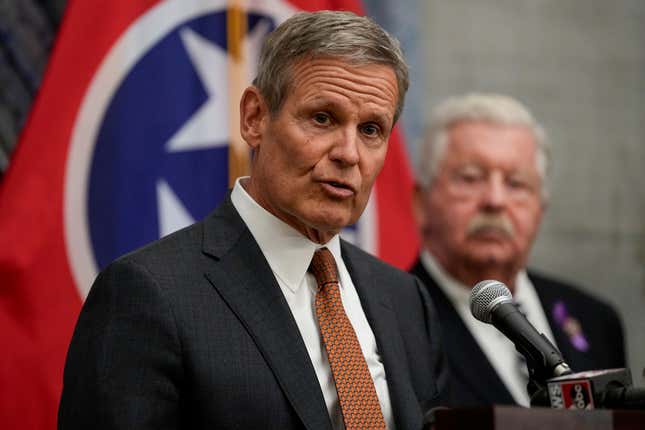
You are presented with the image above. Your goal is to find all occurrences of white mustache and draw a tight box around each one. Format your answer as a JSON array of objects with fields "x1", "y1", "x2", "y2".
[{"x1": 466, "y1": 214, "x2": 514, "y2": 238}]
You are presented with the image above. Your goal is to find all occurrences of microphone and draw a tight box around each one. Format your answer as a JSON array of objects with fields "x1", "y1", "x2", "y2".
[
  {"x1": 470, "y1": 280, "x2": 645, "y2": 410},
  {"x1": 470, "y1": 280, "x2": 572, "y2": 384}
]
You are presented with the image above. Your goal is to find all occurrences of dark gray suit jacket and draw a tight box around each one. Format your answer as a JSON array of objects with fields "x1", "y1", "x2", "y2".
[
  {"x1": 410, "y1": 258, "x2": 626, "y2": 407},
  {"x1": 58, "y1": 197, "x2": 445, "y2": 430}
]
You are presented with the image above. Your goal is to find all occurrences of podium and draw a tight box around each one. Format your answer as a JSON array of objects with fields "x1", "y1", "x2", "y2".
[{"x1": 433, "y1": 405, "x2": 645, "y2": 430}]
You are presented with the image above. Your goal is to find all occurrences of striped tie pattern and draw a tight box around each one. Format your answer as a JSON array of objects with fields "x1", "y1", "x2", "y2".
[{"x1": 309, "y1": 248, "x2": 386, "y2": 430}]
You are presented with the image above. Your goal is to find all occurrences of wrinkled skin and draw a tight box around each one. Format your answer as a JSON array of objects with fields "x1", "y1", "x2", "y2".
[
  {"x1": 240, "y1": 57, "x2": 399, "y2": 244},
  {"x1": 414, "y1": 120, "x2": 545, "y2": 290}
]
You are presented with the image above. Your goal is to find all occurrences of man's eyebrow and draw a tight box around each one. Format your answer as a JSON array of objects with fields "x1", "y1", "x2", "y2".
[{"x1": 303, "y1": 97, "x2": 393, "y2": 126}]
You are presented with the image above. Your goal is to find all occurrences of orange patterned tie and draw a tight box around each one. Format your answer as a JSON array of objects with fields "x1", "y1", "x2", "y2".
[{"x1": 309, "y1": 248, "x2": 386, "y2": 430}]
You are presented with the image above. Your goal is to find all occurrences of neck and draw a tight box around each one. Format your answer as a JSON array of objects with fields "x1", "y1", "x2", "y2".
[
  {"x1": 453, "y1": 267, "x2": 518, "y2": 293},
  {"x1": 431, "y1": 252, "x2": 521, "y2": 294},
  {"x1": 242, "y1": 177, "x2": 338, "y2": 244}
]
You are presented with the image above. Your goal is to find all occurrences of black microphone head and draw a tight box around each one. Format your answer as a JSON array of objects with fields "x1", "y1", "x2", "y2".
[{"x1": 470, "y1": 280, "x2": 513, "y2": 323}]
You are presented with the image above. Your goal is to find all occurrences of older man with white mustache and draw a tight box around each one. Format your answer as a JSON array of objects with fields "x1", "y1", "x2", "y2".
[{"x1": 410, "y1": 93, "x2": 626, "y2": 408}]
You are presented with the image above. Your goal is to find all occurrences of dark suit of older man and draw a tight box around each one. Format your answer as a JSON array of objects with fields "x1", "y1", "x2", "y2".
[
  {"x1": 410, "y1": 92, "x2": 626, "y2": 407},
  {"x1": 411, "y1": 261, "x2": 625, "y2": 406}
]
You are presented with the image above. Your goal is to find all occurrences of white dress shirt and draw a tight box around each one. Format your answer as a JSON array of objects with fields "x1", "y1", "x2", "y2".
[
  {"x1": 231, "y1": 178, "x2": 394, "y2": 429},
  {"x1": 419, "y1": 250, "x2": 556, "y2": 406}
]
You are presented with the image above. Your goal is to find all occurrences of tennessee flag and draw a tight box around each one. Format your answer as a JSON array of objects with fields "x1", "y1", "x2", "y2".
[{"x1": 0, "y1": 0, "x2": 419, "y2": 428}]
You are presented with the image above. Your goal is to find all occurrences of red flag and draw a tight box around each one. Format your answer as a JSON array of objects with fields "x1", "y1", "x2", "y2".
[
  {"x1": 0, "y1": 1, "x2": 419, "y2": 428},
  {"x1": 375, "y1": 127, "x2": 420, "y2": 268},
  {"x1": 0, "y1": 2, "x2": 159, "y2": 428}
]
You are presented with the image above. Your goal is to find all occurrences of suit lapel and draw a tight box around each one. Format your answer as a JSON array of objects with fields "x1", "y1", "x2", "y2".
[
  {"x1": 201, "y1": 198, "x2": 331, "y2": 430},
  {"x1": 342, "y1": 243, "x2": 423, "y2": 430},
  {"x1": 411, "y1": 260, "x2": 515, "y2": 405},
  {"x1": 533, "y1": 282, "x2": 569, "y2": 356},
  {"x1": 531, "y1": 276, "x2": 590, "y2": 371}
]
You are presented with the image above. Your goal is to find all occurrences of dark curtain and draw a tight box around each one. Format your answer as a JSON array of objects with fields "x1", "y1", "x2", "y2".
[{"x1": 0, "y1": 0, "x2": 66, "y2": 177}]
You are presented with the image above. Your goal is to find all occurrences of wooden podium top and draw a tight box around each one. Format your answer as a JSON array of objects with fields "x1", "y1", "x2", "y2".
[{"x1": 433, "y1": 405, "x2": 645, "y2": 430}]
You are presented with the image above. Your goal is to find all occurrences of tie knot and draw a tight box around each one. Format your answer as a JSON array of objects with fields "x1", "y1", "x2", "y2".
[{"x1": 308, "y1": 248, "x2": 339, "y2": 287}]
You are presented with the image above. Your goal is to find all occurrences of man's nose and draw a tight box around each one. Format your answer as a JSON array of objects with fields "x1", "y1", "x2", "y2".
[
  {"x1": 329, "y1": 126, "x2": 360, "y2": 166},
  {"x1": 481, "y1": 172, "x2": 508, "y2": 209}
]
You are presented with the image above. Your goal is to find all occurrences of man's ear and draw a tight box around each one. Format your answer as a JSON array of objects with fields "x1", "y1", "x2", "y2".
[{"x1": 240, "y1": 86, "x2": 268, "y2": 149}]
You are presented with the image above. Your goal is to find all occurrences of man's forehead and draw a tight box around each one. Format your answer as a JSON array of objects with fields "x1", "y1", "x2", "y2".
[
  {"x1": 447, "y1": 119, "x2": 534, "y2": 136},
  {"x1": 288, "y1": 56, "x2": 397, "y2": 87},
  {"x1": 286, "y1": 58, "x2": 398, "y2": 111},
  {"x1": 445, "y1": 121, "x2": 536, "y2": 150},
  {"x1": 434, "y1": 122, "x2": 539, "y2": 173}
]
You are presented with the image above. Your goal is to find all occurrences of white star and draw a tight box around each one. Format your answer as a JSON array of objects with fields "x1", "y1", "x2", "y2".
[
  {"x1": 159, "y1": 27, "x2": 232, "y2": 237},
  {"x1": 157, "y1": 21, "x2": 275, "y2": 239},
  {"x1": 157, "y1": 179, "x2": 195, "y2": 237},
  {"x1": 244, "y1": 17, "x2": 273, "y2": 83},
  {"x1": 166, "y1": 27, "x2": 230, "y2": 152}
]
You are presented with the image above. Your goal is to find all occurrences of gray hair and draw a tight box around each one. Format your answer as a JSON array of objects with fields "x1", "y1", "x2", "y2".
[
  {"x1": 253, "y1": 10, "x2": 409, "y2": 124},
  {"x1": 417, "y1": 93, "x2": 551, "y2": 200}
]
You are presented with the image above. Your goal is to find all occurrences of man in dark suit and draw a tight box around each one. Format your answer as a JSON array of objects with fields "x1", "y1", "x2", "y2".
[
  {"x1": 59, "y1": 11, "x2": 446, "y2": 430},
  {"x1": 410, "y1": 93, "x2": 626, "y2": 407}
]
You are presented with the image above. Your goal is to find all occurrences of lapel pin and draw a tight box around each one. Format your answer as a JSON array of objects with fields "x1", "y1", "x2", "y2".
[{"x1": 553, "y1": 301, "x2": 589, "y2": 352}]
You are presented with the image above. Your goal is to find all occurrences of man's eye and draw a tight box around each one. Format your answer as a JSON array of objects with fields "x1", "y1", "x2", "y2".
[
  {"x1": 360, "y1": 124, "x2": 380, "y2": 137},
  {"x1": 507, "y1": 177, "x2": 528, "y2": 189},
  {"x1": 507, "y1": 176, "x2": 538, "y2": 193},
  {"x1": 455, "y1": 169, "x2": 483, "y2": 183},
  {"x1": 313, "y1": 113, "x2": 331, "y2": 125}
]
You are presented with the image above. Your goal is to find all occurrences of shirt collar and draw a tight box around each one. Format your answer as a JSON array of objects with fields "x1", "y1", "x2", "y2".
[{"x1": 231, "y1": 177, "x2": 342, "y2": 293}]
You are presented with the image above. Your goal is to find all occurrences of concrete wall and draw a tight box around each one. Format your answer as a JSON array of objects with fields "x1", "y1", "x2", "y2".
[{"x1": 418, "y1": 0, "x2": 645, "y2": 384}]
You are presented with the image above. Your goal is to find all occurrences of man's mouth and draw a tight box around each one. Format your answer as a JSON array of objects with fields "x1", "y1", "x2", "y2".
[
  {"x1": 329, "y1": 181, "x2": 352, "y2": 190},
  {"x1": 320, "y1": 180, "x2": 356, "y2": 198}
]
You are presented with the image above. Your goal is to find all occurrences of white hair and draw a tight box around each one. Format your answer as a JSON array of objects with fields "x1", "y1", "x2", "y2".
[{"x1": 417, "y1": 93, "x2": 551, "y2": 200}]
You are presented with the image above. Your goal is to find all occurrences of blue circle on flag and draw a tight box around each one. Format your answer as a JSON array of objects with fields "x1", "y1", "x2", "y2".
[{"x1": 88, "y1": 11, "x2": 275, "y2": 269}]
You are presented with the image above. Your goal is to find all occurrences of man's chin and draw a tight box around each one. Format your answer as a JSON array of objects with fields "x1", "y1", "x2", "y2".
[
  {"x1": 313, "y1": 219, "x2": 352, "y2": 236},
  {"x1": 309, "y1": 206, "x2": 359, "y2": 231},
  {"x1": 303, "y1": 214, "x2": 354, "y2": 240},
  {"x1": 464, "y1": 247, "x2": 515, "y2": 267}
]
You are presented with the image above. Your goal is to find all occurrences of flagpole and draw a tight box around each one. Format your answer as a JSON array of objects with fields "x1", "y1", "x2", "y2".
[{"x1": 227, "y1": 0, "x2": 249, "y2": 187}]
